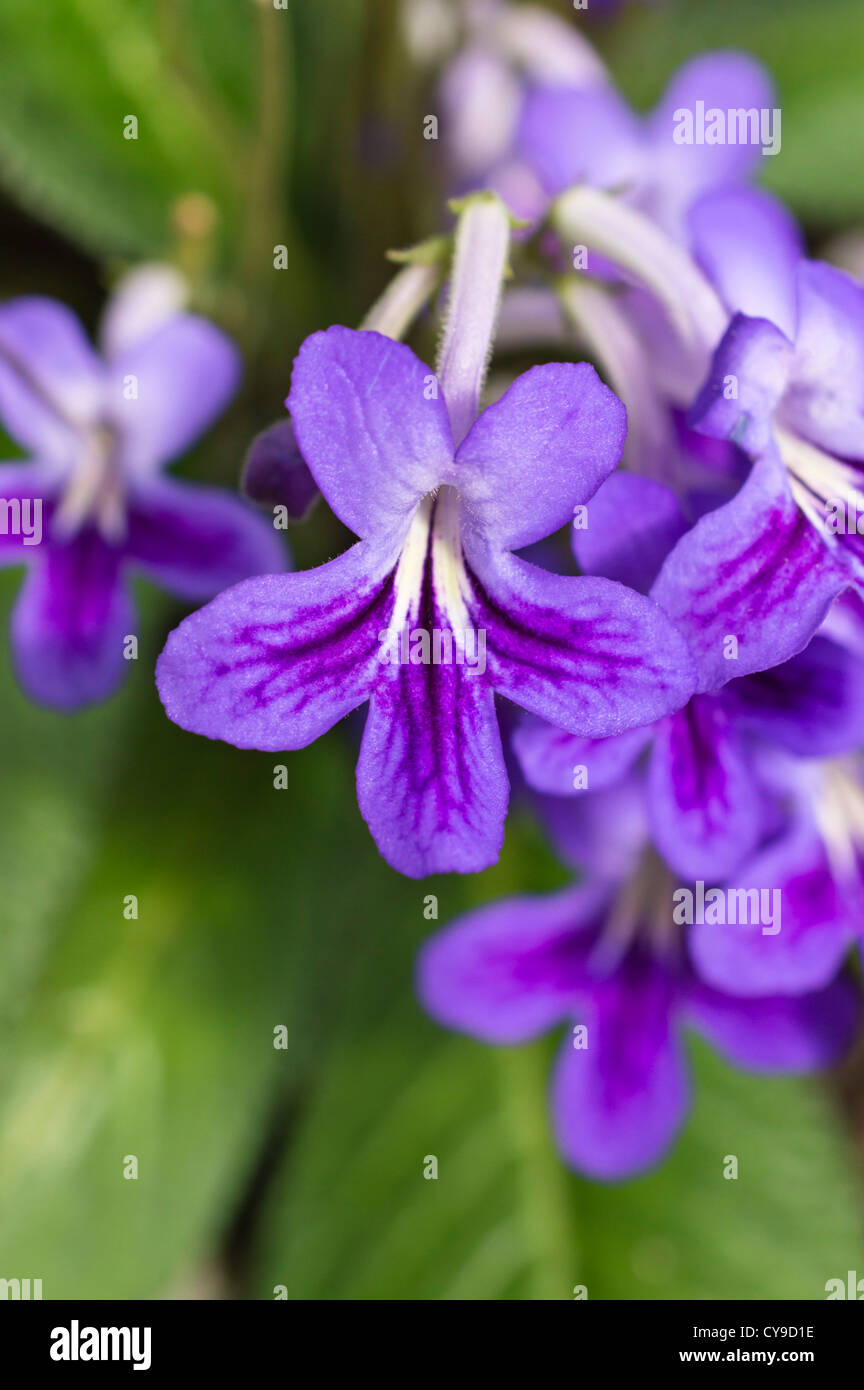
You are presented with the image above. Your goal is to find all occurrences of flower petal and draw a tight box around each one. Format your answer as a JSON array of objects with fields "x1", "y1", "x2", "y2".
[
  {"x1": 11, "y1": 528, "x2": 132, "y2": 709},
  {"x1": 287, "y1": 326, "x2": 453, "y2": 542},
  {"x1": 647, "y1": 52, "x2": 776, "y2": 228},
  {"x1": 652, "y1": 453, "x2": 846, "y2": 694},
  {"x1": 0, "y1": 463, "x2": 56, "y2": 564},
  {"x1": 688, "y1": 822, "x2": 856, "y2": 997},
  {"x1": 0, "y1": 297, "x2": 104, "y2": 461},
  {"x1": 551, "y1": 955, "x2": 689, "y2": 1180},
  {"x1": 466, "y1": 543, "x2": 695, "y2": 737},
  {"x1": 108, "y1": 314, "x2": 241, "y2": 471},
  {"x1": 572, "y1": 471, "x2": 687, "y2": 594},
  {"x1": 783, "y1": 261, "x2": 864, "y2": 461},
  {"x1": 156, "y1": 542, "x2": 393, "y2": 751},
  {"x1": 723, "y1": 635, "x2": 864, "y2": 756},
  {"x1": 356, "y1": 660, "x2": 508, "y2": 877},
  {"x1": 417, "y1": 885, "x2": 603, "y2": 1043},
  {"x1": 125, "y1": 477, "x2": 286, "y2": 599},
  {"x1": 647, "y1": 696, "x2": 763, "y2": 881},
  {"x1": 537, "y1": 774, "x2": 649, "y2": 882},
  {"x1": 241, "y1": 418, "x2": 319, "y2": 518},
  {"x1": 684, "y1": 976, "x2": 859, "y2": 1071},
  {"x1": 512, "y1": 714, "x2": 651, "y2": 797},
  {"x1": 688, "y1": 313, "x2": 794, "y2": 457},
  {"x1": 515, "y1": 82, "x2": 643, "y2": 197},
  {"x1": 688, "y1": 188, "x2": 803, "y2": 337},
  {"x1": 456, "y1": 362, "x2": 626, "y2": 552}
]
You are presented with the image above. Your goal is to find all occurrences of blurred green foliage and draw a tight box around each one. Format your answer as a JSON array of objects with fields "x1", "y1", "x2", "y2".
[{"x1": 0, "y1": 0, "x2": 862, "y2": 1301}]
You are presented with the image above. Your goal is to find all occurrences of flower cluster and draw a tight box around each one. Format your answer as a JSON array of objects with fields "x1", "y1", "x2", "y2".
[{"x1": 3, "y1": 4, "x2": 863, "y2": 1181}]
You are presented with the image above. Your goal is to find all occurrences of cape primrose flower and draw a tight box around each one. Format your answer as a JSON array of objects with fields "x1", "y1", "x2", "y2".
[
  {"x1": 417, "y1": 806, "x2": 857, "y2": 1178},
  {"x1": 0, "y1": 267, "x2": 284, "y2": 710},
  {"x1": 514, "y1": 472, "x2": 864, "y2": 881},
  {"x1": 157, "y1": 197, "x2": 695, "y2": 877}
]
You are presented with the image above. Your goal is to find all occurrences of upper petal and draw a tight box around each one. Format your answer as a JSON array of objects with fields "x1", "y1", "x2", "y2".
[
  {"x1": 688, "y1": 188, "x2": 803, "y2": 337},
  {"x1": 0, "y1": 297, "x2": 104, "y2": 462},
  {"x1": 688, "y1": 313, "x2": 794, "y2": 457},
  {"x1": 287, "y1": 326, "x2": 454, "y2": 542},
  {"x1": 647, "y1": 52, "x2": 776, "y2": 231},
  {"x1": 572, "y1": 470, "x2": 687, "y2": 595},
  {"x1": 783, "y1": 261, "x2": 864, "y2": 461},
  {"x1": 108, "y1": 313, "x2": 241, "y2": 471},
  {"x1": 515, "y1": 82, "x2": 643, "y2": 197},
  {"x1": 456, "y1": 362, "x2": 627, "y2": 552},
  {"x1": 512, "y1": 714, "x2": 651, "y2": 797}
]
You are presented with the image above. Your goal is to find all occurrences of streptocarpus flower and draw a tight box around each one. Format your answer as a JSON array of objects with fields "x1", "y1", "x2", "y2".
[
  {"x1": 683, "y1": 187, "x2": 864, "y2": 567},
  {"x1": 417, "y1": 840, "x2": 857, "y2": 1179},
  {"x1": 689, "y1": 756, "x2": 864, "y2": 999},
  {"x1": 156, "y1": 198, "x2": 694, "y2": 878},
  {"x1": 0, "y1": 270, "x2": 284, "y2": 709},
  {"x1": 514, "y1": 472, "x2": 864, "y2": 881},
  {"x1": 514, "y1": 51, "x2": 775, "y2": 240}
]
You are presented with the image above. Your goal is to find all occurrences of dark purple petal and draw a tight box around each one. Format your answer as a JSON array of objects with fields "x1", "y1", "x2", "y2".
[
  {"x1": 647, "y1": 696, "x2": 763, "y2": 881},
  {"x1": 688, "y1": 188, "x2": 803, "y2": 337},
  {"x1": 466, "y1": 542, "x2": 695, "y2": 738},
  {"x1": 108, "y1": 313, "x2": 241, "y2": 471},
  {"x1": 241, "y1": 419, "x2": 319, "y2": 518},
  {"x1": 652, "y1": 453, "x2": 846, "y2": 694},
  {"x1": 572, "y1": 471, "x2": 687, "y2": 594},
  {"x1": 551, "y1": 954, "x2": 689, "y2": 1180},
  {"x1": 0, "y1": 297, "x2": 104, "y2": 462},
  {"x1": 512, "y1": 714, "x2": 651, "y2": 797},
  {"x1": 11, "y1": 528, "x2": 132, "y2": 710},
  {"x1": 416, "y1": 885, "x2": 604, "y2": 1043},
  {"x1": 688, "y1": 313, "x2": 794, "y2": 457},
  {"x1": 724, "y1": 635, "x2": 864, "y2": 756},
  {"x1": 783, "y1": 261, "x2": 864, "y2": 461},
  {"x1": 125, "y1": 476, "x2": 286, "y2": 599},
  {"x1": 287, "y1": 326, "x2": 453, "y2": 542},
  {"x1": 156, "y1": 541, "x2": 394, "y2": 751},
  {"x1": 688, "y1": 821, "x2": 857, "y2": 997},
  {"x1": 356, "y1": 659, "x2": 508, "y2": 878},
  {"x1": 684, "y1": 976, "x2": 860, "y2": 1071},
  {"x1": 0, "y1": 463, "x2": 56, "y2": 564},
  {"x1": 456, "y1": 362, "x2": 627, "y2": 551}
]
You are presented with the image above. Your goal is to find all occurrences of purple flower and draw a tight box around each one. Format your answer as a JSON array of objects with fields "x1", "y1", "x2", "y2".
[
  {"x1": 514, "y1": 470, "x2": 864, "y2": 881},
  {"x1": 241, "y1": 418, "x2": 319, "y2": 519},
  {"x1": 0, "y1": 272, "x2": 284, "y2": 709},
  {"x1": 647, "y1": 188, "x2": 864, "y2": 686},
  {"x1": 417, "y1": 841, "x2": 857, "y2": 1179},
  {"x1": 515, "y1": 52, "x2": 775, "y2": 239},
  {"x1": 156, "y1": 322, "x2": 696, "y2": 877},
  {"x1": 690, "y1": 756, "x2": 864, "y2": 999}
]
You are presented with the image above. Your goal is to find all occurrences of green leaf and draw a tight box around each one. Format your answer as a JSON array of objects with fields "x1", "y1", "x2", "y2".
[
  {"x1": 0, "y1": 0, "x2": 250, "y2": 261},
  {"x1": 251, "y1": 970, "x2": 864, "y2": 1301}
]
